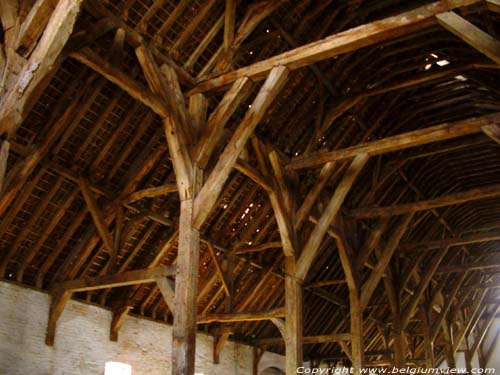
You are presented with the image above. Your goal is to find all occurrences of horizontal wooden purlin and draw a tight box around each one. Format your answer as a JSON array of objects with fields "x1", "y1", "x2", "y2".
[
  {"x1": 460, "y1": 280, "x2": 500, "y2": 292},
  {"x1": 255, "y1": 333, "x2": 351, "y2": 346},
  {"x1": 288, "y1": 112, "x2": 500, "y2": 169},
  {"x1": 233, "y1": 242, "x2": 282, "y2": 255},
  {"x1": 350, "y1": 182, "x2": 500, "y2": 219},
  {"x1": 305, "y1": 279, "x2": 347, "y2": 288},
  {"x1": 197, "y1": 307, "x2": 285, "y2": 324},
  {"x1": 55, "y1": 266, "x2": 176, "y2": 292},
  {"x1": 400, "y1": 229, "x2": 500, "y2": 252},
  {"x1": 189, "y1": 0, "x2": 481, "y2": 94},
  {"x1": 309, "y1": 287, "x2": 347, "y2": 307},
  {"x1": 436, "y1": 261, "x2": 500, "y2": 274}
]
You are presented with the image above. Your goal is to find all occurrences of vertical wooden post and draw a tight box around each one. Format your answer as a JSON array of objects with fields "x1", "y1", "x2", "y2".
[
  {"x1": 0, "y1": 139, "x2": 9, "y2": 194},
  {"x1": 393, "y1": 313, "x2": 406, "y2": 368},
  {"x1": 285, "y1": 256, "x2": 303, "y2": 374},
  {"x1": 253, "y1": 346, "x2": 263, "y2": 375},
  {"x1": 172, "y1": 169, "x2": 201, "y2": 375},
  {"x1": 422, "y1": 309, "x2": 435, "y2": 368},
  {"x1": 350, "y1": 290, "x2": 364, "y2": 374}
]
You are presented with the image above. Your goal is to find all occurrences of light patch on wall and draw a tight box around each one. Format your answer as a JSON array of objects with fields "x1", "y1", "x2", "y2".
[{"x1": 105, "y1": 361, "x2": 132, "y2": 375}]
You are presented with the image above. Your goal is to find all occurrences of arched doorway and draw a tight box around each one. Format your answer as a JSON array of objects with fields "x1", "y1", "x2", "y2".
[{"x1": 261, "y1": 367, "x2": 286, "y2": 375}]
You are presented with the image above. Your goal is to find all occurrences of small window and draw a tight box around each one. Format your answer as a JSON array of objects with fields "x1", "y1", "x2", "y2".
[{"x1": 105, "y1": 361, "x2": 132, "y2": 375}]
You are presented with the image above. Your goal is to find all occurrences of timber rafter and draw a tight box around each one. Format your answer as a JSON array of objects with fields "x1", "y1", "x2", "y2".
[{"x1": 1, "y1": 0, "x2": 500, "y2": 373}]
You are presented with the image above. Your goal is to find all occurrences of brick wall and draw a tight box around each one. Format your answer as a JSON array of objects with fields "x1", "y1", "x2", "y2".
[{"x1": 0, "y1": 281, "x2": 284, "y2": 375}]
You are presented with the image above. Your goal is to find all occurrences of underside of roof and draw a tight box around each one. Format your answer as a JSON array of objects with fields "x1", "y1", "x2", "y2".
[{"x1": 1, "y1": 0, "x2": 500, "y2": 369}]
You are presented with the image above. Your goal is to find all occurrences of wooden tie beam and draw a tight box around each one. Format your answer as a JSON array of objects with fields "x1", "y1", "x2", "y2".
[{"x1": 46, "y1": 266, "x2": 175, "y2": 346}]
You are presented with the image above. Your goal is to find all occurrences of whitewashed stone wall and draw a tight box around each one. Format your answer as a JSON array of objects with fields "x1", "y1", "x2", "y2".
[{"x1": 0, "y1": 281, "x2": 284, "y2": 375}]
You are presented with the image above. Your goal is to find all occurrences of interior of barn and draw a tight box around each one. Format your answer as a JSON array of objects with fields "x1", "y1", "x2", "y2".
[{"x1": 1, "y1": 0, "x2": 500, "y2": 374}]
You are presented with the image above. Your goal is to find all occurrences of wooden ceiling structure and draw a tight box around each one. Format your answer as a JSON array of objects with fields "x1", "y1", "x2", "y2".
[{"x1": 1, "y1": 0, "x2": 500, "y2": 374}]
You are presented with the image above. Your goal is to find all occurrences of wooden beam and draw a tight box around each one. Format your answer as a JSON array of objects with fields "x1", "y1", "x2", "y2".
[
  {"x1": 71, "y1": 48, "x2": 169, "y2": 118},
  {"x1": 233, "y1": 241, "x2": 282, "y2": 255},
  {"x1": 0, "y1": 96, "x2": 81, "y2": 217},
  {"x1": 78, "y1": 177, "x2": 114, "y2": 252},
  {"x1": 334, "y1": 226, "x2": 359, "y2": 292},
  {"x1": 197, "y1": 307, "x2": 285, "y2": 324},
  {"x1": 15, "y1": 0, "x2": 58, "y2": 57},
  {"x1": 430, "y1": 272, "x2": 467, "y2": 341},
  {"x1": 206, "y1": 242, "x2": 231, "y2": 297},
  {"x1": 360, "y1": 214, "x2": 414, "y2": 310},
  {"x1": 195, "y1": 77, "x2": 253, "y2": 169},
  {"x1": 173, "y1": 196, "x2": 200, "y2": 375},
  {"x1": 213, "y1": 328, "x2": 232, "y2": 364},
  {"x1": 256, "y1": 333, "x2": 351, "y2": 346},
  {"x1": 482, "y1": 124, "x2": 500, "y2": 144},
  {"x1": 436, "y1": 11, "x2": 500, "y2": 65},
  {"x1": 253, "y1": 347, "x2": 264, "y2": 375},
  {"x1": 155, "y1": 276, "x2": 176, "y2": 313},
  {"x1": 56, "y1": 266, "x2": 175, "y2": 292},
  {"x1": 215, "y1": 0, "x2": 284, "y2": 72},
  {"x1": 285, "y1": 257, "x2": 303, "y2": 374},
  {"x1": 110, "y1": 306, "x2": 132, "y2": 341},
  {"x1": 189, "y1": 0, "x2": 481, "y2": 93},
  {"x1": 487, "y1": 0, "x2": 500, "y2": 13},
  {"x1": 223, "y1": 0, "x2": 236, "y2": 52},
  {"x1": 295, "y1": 154, "x2": 369, "y2": 280},
  {"x1": 351, "y1": 182, "x2": 500, "y2": 219},
  {"x1": 288, "y1": 113, "x2": 500, "y2": 170},
  {"x1": 0, "y1": 0, "x2": 83, "y2": 137},
  {"x1": 453, "y1": 290, "x2": 488, "y2": 353},
  {"x1": 470, "y1": 304, "x2": 500, "y2": 357},
  {"x1": 268, "y1": 151, "x2": 296, "y2": 257},
  {"x1": 400, "y1": 248, "x2": 449, "y2": 329},
  {"x1": 234, "y1": 159, "x2": 273, "y2": 192},
  {"x1": 295, "y1": 162, "x2": 337, "y2": 230},
  {"x1": 311, "y1": 287, "x2": 347, "y2": 307},
  {"x1": 437, "y1": 260, "x2": 500, "y2": 274},
  {"x1": 401, "y1": 228, "x2": 500, "y2": 252},
  {"x1": 123, "y1": 184, "x2": 177, "y2": 203},
  {"x1": 350, "y1": 291, "x2": 365, "y2": 375},
  {"x1": 45, "y1": 289, "x2": 71, "y2": 346},
  {"x1": 193, "y1": 66, "x2": 289, "y2": 229},
  {"x1": 0, "y1": 139, "x2": 9, "y2": 194},
  {"x1": 135, "y1": 45, "x2": 194, "y2": 200}
]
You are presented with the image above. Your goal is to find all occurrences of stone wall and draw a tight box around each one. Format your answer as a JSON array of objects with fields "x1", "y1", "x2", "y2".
[{"x1": 0, "y1": 281, "x2": 284, "y2": 375}]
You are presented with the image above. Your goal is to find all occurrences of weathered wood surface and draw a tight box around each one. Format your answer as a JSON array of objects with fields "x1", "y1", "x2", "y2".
[
  {"x1": 190, "y1": 0, "x2": 481, "y2": 94},
  {"x1": 56, "y1": 266, "x2": 175, "y2": 292},
  {"x1": 0, "y1": 0, "x2": 83, "y2": 137},
  {"x1": 289, "y1": 113, "x2": 500, "y2": 169},
  {"x1": 436, "y1": 11, "x2": 500, "y2": 65},
  {"x1": 197, "y1": 307, "x2": 285, "y2": 324},
  {"x1": 351, "y1": 182, "x2": 500, "y2": 219}
]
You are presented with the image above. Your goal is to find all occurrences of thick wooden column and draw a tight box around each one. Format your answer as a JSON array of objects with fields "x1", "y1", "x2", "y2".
[
  {"x1": 392, "y1": 311, "x2": 406, "y2": 368},
  {"x1": 350, "y1": 290, "x2": 365, "y2": 374},
  {"x1": 172, "y1": 193, "x2": 200, "y2": 375},
  {"x1": 422, "y1": 309, "x2": 435, "y2": 368},
  {"x1": 285, "y1": 256, "x2": 303, "y2": 374}
]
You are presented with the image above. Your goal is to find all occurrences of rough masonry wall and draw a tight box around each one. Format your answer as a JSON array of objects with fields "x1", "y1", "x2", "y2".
[{"x1": 0, "y1": 281, "x2": 280, "y2": 375}]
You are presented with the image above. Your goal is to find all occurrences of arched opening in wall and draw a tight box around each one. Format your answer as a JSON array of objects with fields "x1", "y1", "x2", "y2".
[{"x1": 261, "y1": 367, "x2": 286, "y2": 375}]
